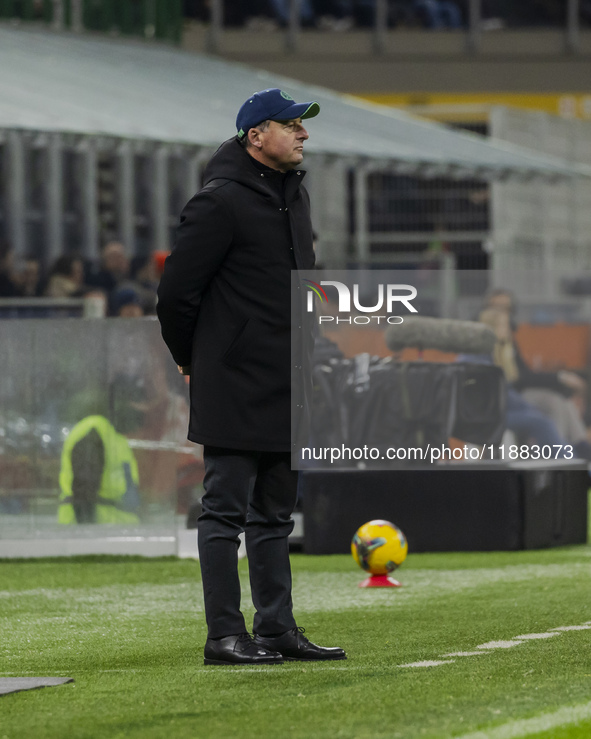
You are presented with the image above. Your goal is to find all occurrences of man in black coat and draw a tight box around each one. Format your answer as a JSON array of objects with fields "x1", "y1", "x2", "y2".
[{"x1": 157, "y1": 88, "x2": 346, "y2": 665}]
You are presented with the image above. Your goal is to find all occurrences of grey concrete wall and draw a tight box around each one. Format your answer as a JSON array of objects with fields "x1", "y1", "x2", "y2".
[{"x1": 183, "y1": 25, "x2": 591, "y2": 94}]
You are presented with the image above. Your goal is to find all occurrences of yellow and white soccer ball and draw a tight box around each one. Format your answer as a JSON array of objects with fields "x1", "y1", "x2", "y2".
[{"x1": 351, "y1": 520, "x2": 408, "y2": 575}]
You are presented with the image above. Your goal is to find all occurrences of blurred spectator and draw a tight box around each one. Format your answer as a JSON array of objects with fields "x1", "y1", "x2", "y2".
[
  {"x1": 475, "y1": 0, "x2": 563, "y2": 27},
  {"x1": 45, "y1": 255, "x2": 86, "y2": 298},
  {"x1": 87, "y1": 241, "x2": 130, "y2": 315},
  {"x1": 113, "y1": 287, "x2": 145, "y2": 318},
  {"x1": 453, "y1": 0, "x2": 502, "y2": 29},
  {"x1": 268, "y1": 0, "x2": 317, "y2": 27},
  {"x1": 219, "y1": 0, "x2": 255, "y2": 26},
  {"x1": 317, "y1": 0, "x2": 462, "y2": 28},
  {"x1": 129, "y1": 254, "x2": 159, "y2": 313},
  {"x1": 483, "y1": 290, "x2": 591, "y2": 453},
  {"x1": 110, "y1": 254, "x2": 159, "y2": 317},
  {"x1": 484, "y1": 289, "x2": 587, "y2": 395},
  {"x1": 184, "y1": 0, "x2": 566, "y2": 29},
  {"x1": 413, "y1": 0, "x2": 463, "y2": 29},
  {"x1": 316, "y1": 0, "x2": 373, "y2": 29},
  {"x1": 14, "y1": 258, "x2": 42, "y2": 297},
  {"x1": 88, "y1": 241, "x2": 130, "y2": 292},
  {"x1": 476, "y1": 308, "x2": 591, "y2": 458},
  {"x1": 0, "y1": 241, "x2": 21, "y2": 297}
]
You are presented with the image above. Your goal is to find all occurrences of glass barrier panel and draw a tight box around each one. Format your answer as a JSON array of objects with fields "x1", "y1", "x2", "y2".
[{"x1": 0, "y1": 318, "x2": 201, "y2": 552}]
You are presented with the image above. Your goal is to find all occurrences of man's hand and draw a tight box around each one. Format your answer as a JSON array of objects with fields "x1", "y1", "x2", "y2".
[{"x1": 178, "y1": 365, "x2": 191, "y2": 376}]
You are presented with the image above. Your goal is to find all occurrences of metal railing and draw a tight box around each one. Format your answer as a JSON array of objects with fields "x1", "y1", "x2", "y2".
[
  {"x1": 205, "y1": 0, "x2": 585, "y2": 55},
  {"x1": 0, "y1": 297, "x2": 87, "y2": 318}
]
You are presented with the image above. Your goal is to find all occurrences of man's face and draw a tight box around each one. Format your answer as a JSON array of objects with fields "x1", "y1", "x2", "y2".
[
  {"x1": 250, "y1": 118, "x2": 309, "y2": 172},
  {"x1": 102, "y1": 242, "x2": 129, "y2": 276}
]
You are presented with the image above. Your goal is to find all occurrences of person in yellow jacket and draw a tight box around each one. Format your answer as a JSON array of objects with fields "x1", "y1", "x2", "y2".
[{"x1": 58, "y1": 375, "x2": 145, "y2": 524}]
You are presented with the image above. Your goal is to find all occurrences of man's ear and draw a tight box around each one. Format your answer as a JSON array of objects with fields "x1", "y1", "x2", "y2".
[{"x1": 248, "y1": 128, "x2": 263, "y2": 150}]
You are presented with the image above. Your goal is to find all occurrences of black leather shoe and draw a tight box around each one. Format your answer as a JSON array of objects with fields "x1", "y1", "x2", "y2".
[
  {"x1": 253, "y1": 627, "x2": 347, "y2": 661},
  {"x1": 204, "y1": 633, "x2": 284, "y2": 666}
]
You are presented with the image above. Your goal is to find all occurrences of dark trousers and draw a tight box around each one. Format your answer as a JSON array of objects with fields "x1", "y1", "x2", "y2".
[{"x1": 197, "y1": 446, "x2": 298, "y2": 639}]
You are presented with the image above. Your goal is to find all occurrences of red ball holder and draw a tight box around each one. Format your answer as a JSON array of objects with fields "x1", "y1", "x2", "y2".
[{"x1": 359, "y1": 574, "x2": 402, "y2": 588}]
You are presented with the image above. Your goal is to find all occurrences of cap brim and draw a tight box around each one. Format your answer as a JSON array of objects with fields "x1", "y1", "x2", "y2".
[
  {"x1": 299, "y1": 101, "x2": 320, "y2": 119},
  {"x1": 269, "y1": 101, "x2": 320, "y2": 122}
]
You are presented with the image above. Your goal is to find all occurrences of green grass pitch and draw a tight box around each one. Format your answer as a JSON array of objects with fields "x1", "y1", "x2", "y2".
[{"x1": 1, "y1": 539, "x2": 590, "y2": 738}]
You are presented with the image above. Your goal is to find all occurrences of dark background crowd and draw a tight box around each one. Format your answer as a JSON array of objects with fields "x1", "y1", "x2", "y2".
[
  {"x1": 0, "y1": 240, "x2": 161, "y2": 317},
  {"x1": 183, "y1": 0, "x2": 591, "y2": 31}
]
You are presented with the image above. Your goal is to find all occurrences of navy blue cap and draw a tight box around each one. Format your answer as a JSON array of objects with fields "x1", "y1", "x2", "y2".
[{"x1": 236, "y1": 88, "x2": 320, "y2": 140}]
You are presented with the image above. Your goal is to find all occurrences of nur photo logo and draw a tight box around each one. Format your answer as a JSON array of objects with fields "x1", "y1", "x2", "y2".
[{"x1": 303, "y1": 279, "x2": 418, "y2": 325}]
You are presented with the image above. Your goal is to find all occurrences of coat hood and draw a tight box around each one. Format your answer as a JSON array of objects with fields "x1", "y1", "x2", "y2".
[{"x1": 202, "y1": 137, "x2": 306, "y2": 197}]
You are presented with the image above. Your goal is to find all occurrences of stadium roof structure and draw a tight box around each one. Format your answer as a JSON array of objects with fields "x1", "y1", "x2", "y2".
[{"x1": 0, "y1": 26, "x2": 590, "y2": 181}]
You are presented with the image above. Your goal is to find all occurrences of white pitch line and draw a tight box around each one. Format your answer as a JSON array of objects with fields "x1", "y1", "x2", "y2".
[
  {"x1": 453, "y1": 699, "x2": 591, "y2": 739},
  {"x1": 401, "y1": 622, "x2": 590, "y2": 668},
  {"x1": 512, "y1": 633, "x2": 558, "y2": 640},
  {"x1": 399, "y1": 660, "x2": 455, "y2": 668},
  {"x1": 475, "y1": 641, "x2": 524, "y2": 650},
  {"x1": 443, "y1": 651, "x2": 488, "y2": 658}
]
